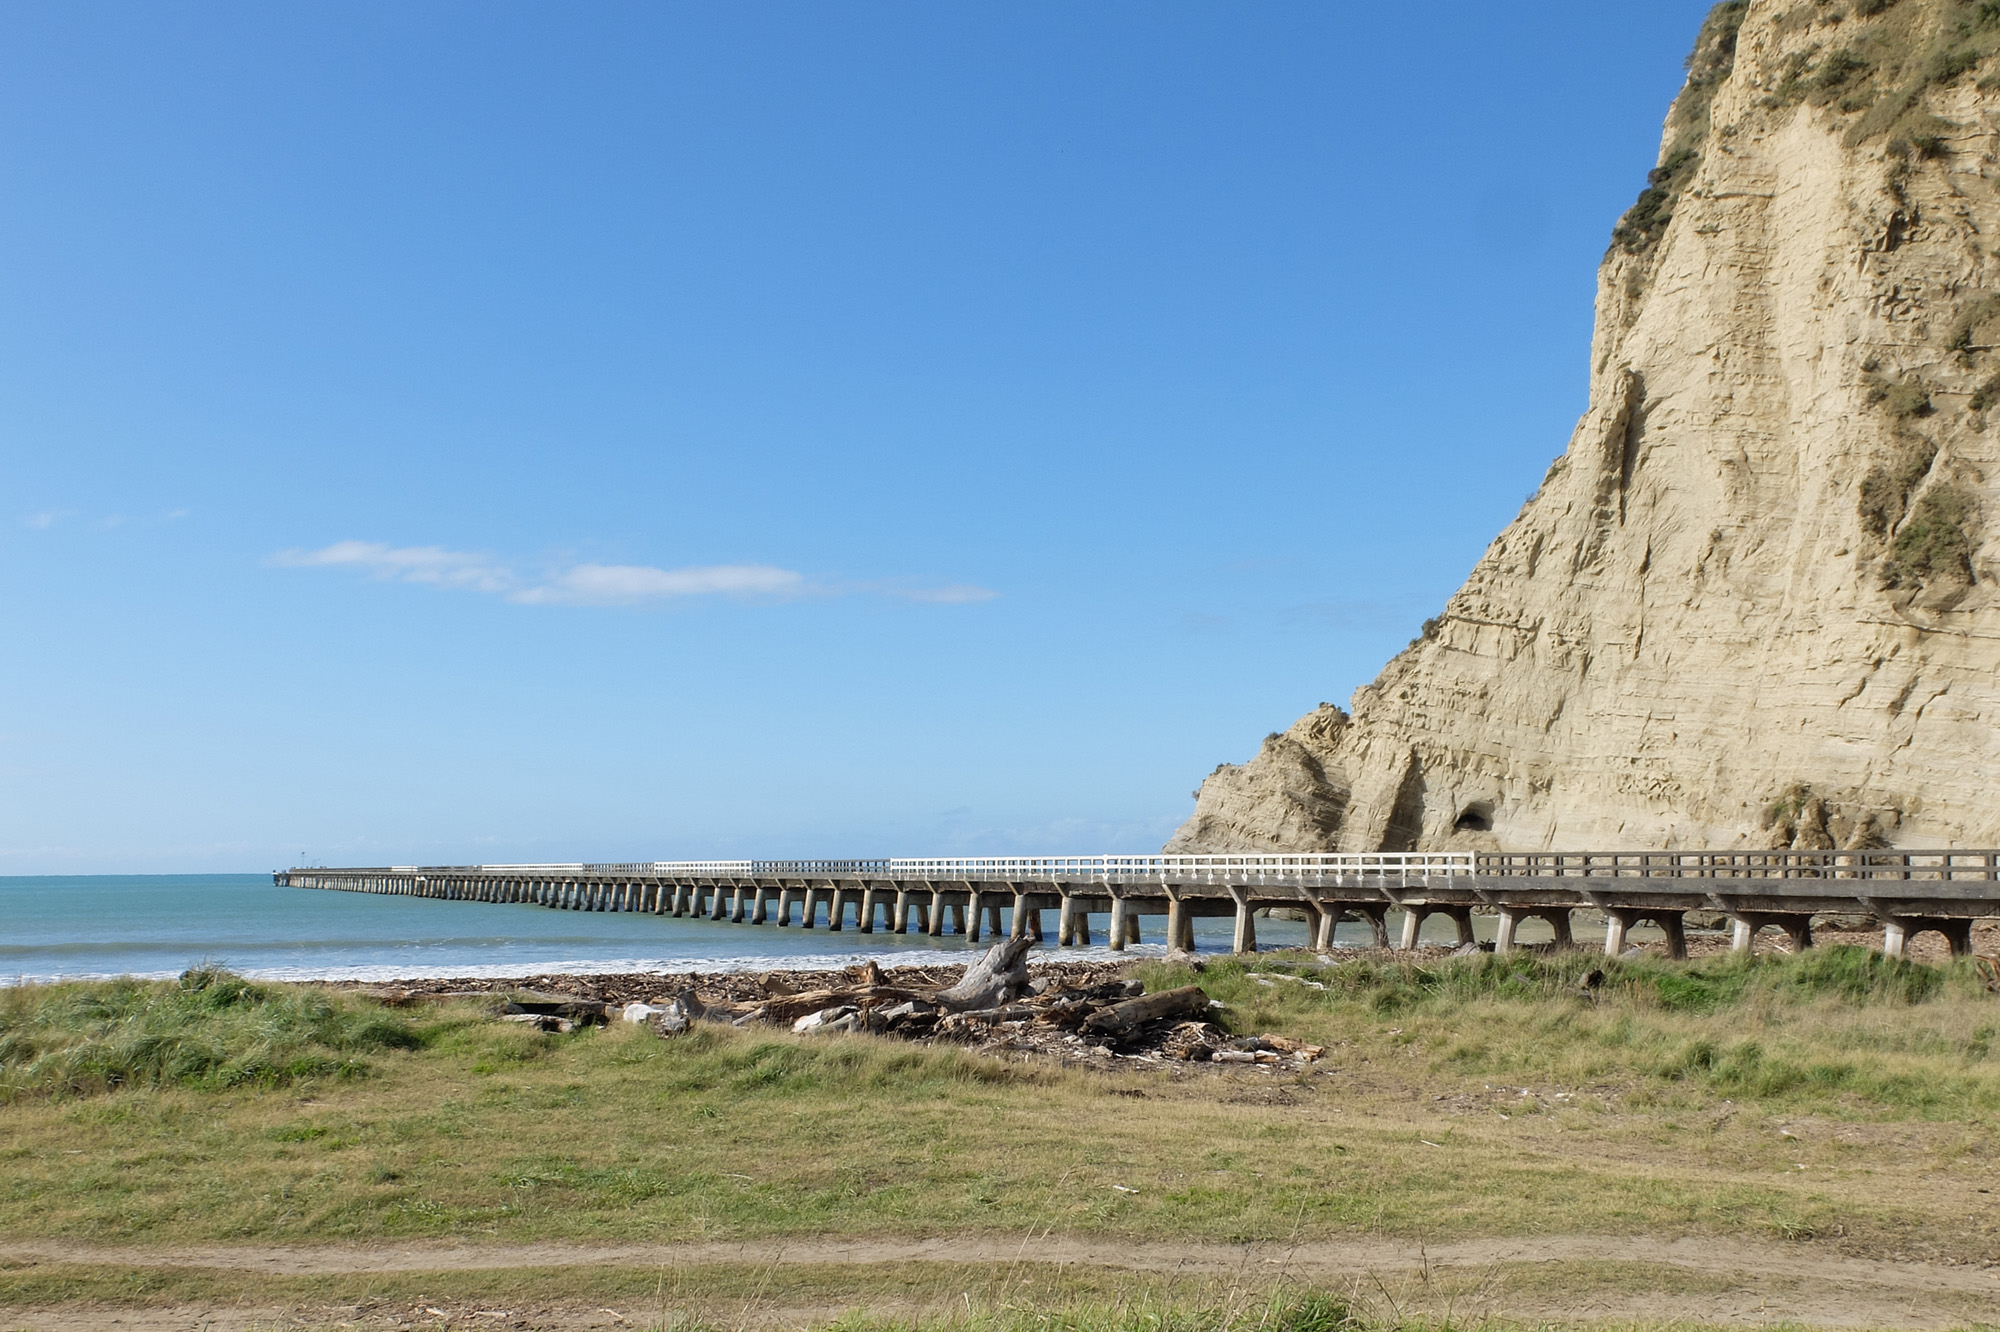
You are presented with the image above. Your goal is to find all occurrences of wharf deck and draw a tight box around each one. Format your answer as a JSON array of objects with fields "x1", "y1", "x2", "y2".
[{"x1": 277, "y1": 850, "x2": 2000, "y2": 959}]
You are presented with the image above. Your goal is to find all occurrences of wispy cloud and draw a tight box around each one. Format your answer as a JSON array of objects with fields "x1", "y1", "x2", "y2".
[
  {"x1": 273, "y1": 540, "x2": 995, "y2": 610},
  {"x1": 23, "y1": 507, "x2": 189, "y2": 532},
  {"x1": 512, "y1": 562, "x2": 805, "y2": 606},
  {"x1": 272, "y1": 540, "x2": 513, "y2": 593}
]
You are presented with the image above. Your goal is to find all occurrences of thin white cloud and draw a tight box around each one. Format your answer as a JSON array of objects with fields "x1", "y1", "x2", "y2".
[
  {"x1": 271, "y1": 541, "x2": 513, "y2": 593},
  {"x1": 274, "y1": 539, "x2": 996, "y2": 610},
  {"x1": 512, "y1": 562, "x2": 805, "y2": 606},
  {"x1": 23, "y1": 507, "x2": 188, "y2": 531}
]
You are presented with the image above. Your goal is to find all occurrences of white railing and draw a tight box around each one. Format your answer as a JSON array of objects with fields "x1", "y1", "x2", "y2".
[
  {"x1": 873, "y1": 854, "x2": 1470, "y2": 878},
  {"x1": 449, "y1": 853, "x2": 1473, "y2": 879}
]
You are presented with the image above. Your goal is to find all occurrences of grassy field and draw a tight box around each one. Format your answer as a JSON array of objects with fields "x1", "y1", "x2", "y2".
[{"x1": 3, "y1": 948, "x2": 1999, "y2": 1329}]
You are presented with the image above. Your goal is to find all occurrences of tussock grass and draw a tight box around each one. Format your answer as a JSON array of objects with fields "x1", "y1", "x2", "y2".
[
  {"x1": 0, "y1": 967, "x2": 430, "y2": 1100},
  {"x1": 1140, "y1": 947, "x2": 2000, "y2": 1117},
  {"x1": 3, "y1": 953, "x2": 1998, "y2": 1262}
]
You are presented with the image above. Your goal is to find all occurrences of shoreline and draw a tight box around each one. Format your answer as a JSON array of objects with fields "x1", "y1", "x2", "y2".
[
  {"x1": 8, "y1": 920, "x2": 1990, "y2": 990},
  {"x1": 0, "y1": 943, "x2": 1176, "y2": 988}
]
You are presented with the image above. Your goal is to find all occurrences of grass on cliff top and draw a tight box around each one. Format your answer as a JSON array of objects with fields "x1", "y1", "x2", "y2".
[
  {"x1": 2, "y1": 950, "x2": 1998, "y2": 1260},
  {"x1": 1613, "y1": 0, "x2": 2000, "y2": 258}
]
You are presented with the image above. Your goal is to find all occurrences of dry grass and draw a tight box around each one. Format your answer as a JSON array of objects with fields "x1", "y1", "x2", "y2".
[
  {"x1": 1, "y1": 1255, "x2": 1992, "y2": 1331},
  {"x1": 1142, "y1": 947, "x2": 2000, "y2": 1119},
  {"x1": 1, "y1": 951, "x2": 1997, "y2": 1267}
]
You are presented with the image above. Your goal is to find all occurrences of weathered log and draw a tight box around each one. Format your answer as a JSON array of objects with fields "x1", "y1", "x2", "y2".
[
  {"x1": 504, "y1": 998, "x2": 608, "y2": 1024},
  {"x1": 952, "y1": 1001, "x2": 1039, "y2": 1023},
  {"x1": 933, "y1": 936, "x2": 1034, "y2": 1012},
  {"x1": 1079, "y1": 985, "x2": 1209, "y2": 1035},
  {"x1": 758, "y1": 985, "x2": 922, "y2": 1025}
]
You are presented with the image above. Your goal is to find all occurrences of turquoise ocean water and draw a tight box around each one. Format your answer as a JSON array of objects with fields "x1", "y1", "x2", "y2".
[{"x1": 1, "y1": 874, "x2": 1328, "y2": 983}]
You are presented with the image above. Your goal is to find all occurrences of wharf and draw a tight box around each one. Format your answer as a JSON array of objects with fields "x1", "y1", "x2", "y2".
[{"x1": 278, "y1": 851, "x2": 2000, "y2": 960}]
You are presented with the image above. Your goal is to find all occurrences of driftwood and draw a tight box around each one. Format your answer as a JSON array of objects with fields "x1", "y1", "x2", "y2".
[
  {"x1": 1079, "y1": 985, "x2": 1209, "y2": 1035},
  {"x1": 504, "y1": 997, "x2": 608, "y2": 1024},
  {"x1": 601, "y1": 952, "x2": 1329, "y2": 1069},
  {"x1": 750, "y1": 984, "x2": 923, "y2": 1026},
  {"x1": 933, "y1": 936, "x2": 1034, "y2": 1012}
]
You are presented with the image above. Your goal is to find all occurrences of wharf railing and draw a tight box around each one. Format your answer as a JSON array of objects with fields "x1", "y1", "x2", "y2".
[
  {"x1": 283, "y1": 851, "x2": 2000, "y2": 884},
  {"x1": 458, "y1": 853, "x2": 1475, "y2": 880},
  {"x1": 1477, "y1": 850, "x2": 2000, "y2": 881}
]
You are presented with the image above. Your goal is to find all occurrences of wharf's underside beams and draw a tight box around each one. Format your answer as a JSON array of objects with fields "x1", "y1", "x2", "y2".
[{"x1": 274, "y1": 855, "x2": 2000, "y2": 958}]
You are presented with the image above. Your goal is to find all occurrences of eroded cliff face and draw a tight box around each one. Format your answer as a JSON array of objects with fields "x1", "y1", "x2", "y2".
[{"x1": 1171, "y1": 0, "x2": 2000, "y2": 854}]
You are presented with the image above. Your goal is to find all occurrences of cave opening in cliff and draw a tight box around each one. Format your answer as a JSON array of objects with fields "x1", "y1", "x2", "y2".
[{"x1": 1454, "y1": 802, "x2": 1494, "y2": 833}]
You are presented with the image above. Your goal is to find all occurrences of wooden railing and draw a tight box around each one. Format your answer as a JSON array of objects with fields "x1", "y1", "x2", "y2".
[{"x1": 1473, "y1": 850, "x2": 2000, "y2": 881}]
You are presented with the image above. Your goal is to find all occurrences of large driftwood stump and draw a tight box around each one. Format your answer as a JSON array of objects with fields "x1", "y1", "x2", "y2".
[
  {"x1": 933, "y1": 936, "x2": 1034, "y2": 1012},
  {"x1": 1079, "y1": 985, "x2": 1208, "y2": 1035}
]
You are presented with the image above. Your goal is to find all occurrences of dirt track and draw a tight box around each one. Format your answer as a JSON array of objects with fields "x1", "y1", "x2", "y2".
[
  {"x1": 3, "y1": 1232, "x2": 1997, "y2": 1287},
  {"x1": 4, "y1": 1233, "x2": 1999, "y2": 1329}
]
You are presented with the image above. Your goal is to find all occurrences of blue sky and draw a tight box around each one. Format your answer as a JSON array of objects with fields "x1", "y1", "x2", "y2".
[{"x1": 2, "y1": 1, "x2": 1717, "y2": 873}]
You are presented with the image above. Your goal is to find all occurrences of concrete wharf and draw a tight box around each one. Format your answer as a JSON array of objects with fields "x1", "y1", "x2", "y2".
[{"x1": 277, "y1": 850, "x2": 2000, "y2": 959}]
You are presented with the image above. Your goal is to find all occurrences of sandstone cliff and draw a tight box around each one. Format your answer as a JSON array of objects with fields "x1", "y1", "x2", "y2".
[{"x1": 1171, "y1": 0, "x2": 2000, "y2": 854}]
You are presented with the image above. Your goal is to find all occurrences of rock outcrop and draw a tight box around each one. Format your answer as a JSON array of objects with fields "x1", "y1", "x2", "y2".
[{"x1": 1171, "y1": 0, "x2": 2000, "y2": 854}]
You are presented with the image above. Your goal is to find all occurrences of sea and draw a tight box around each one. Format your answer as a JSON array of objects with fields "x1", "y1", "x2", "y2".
[{"x1": 0, "y1": 873, "x2": 1334, "y2": 984}]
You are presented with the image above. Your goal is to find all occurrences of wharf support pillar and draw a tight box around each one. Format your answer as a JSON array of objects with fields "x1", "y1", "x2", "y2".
[
  {"x1": 1010, "y1": 893, "x2": 1044, "y2": 942},
  {"x1": 1877, "y1": 914, "x2": 1974, "y2": 958},
  {"x1": 1601, "y1": 909, "x2": 1687, "y2": 960},
  {"x1": 1729, "y1": 912, "x2": 1815, "y2": 953},
  {"x1": 1058, "y1": 896, "x2": 1093, "y2": 946},
  {"x1": 1229, "y1": 889, "x2": 1256, "y2": 955},
  {"x1": 1492, "y1": 907, "x2": 1576, "y2": 955},
  {"x1": 1397, "y1": 905, "x2": 1475, "y2": 950}
]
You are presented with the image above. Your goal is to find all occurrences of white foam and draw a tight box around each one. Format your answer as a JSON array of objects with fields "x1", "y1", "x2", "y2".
[{"x1": 3, "y1": 943, "x2": 1179, "y2": 986}]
